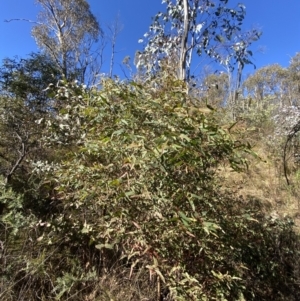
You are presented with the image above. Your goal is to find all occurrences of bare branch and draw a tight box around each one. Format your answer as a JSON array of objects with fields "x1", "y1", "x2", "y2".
[
  {"x1": 5, "y1": 139, "x2": 26, "y2": 185},
  {"x1": 106, "y1": 13, "x2": 123, "y2": 78},
  {"x1": 5, "y1": 18, "x2": 42, "y2": 25}
]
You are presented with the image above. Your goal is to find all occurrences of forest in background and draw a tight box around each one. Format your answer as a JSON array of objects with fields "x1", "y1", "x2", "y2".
[{"x1": 1, "y1": 0, "x2": 300, "y2": 300}]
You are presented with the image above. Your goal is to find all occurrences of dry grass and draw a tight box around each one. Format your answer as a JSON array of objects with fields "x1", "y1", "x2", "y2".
[{"x1": 220, "y1": 129, "x2": 300, "y2": 228}]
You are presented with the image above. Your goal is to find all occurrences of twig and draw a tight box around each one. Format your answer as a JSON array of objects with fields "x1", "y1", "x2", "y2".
[{"x1": 4, "y1": 18, "x2": 42, "y2": 25}]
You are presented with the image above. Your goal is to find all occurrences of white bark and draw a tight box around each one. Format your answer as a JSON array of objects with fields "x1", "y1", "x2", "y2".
[{"x1": 179, "y1": 0, "x2": 189, "y2": 82}]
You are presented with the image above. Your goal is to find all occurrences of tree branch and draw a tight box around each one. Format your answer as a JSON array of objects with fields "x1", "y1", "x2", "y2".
[{"x1": 5, "y1": 18, "x2": 42, "y2": 25}]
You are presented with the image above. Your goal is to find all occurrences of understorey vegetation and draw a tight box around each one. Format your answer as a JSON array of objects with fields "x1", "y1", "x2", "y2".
[
  {"x1": 1, "y1": 0, "x2": 300, "y2": 300},
  {"x1": 1, "y1": 75, "x2": 300, "y2": 300}
]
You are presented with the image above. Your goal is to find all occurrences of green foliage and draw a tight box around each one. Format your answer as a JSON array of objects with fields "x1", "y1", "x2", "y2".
[
  {"x1": 1, "y1": 67, "x2": 300, "y2": 300},
  {"x1": 6, "y1": 1, "x2": 299, "y2": 300},
  {"x1": 16, "y1": 77, "x2": 296, "y2": 300},
  {"x1": 138, "y1": 0, "x2": 261, "y2": 81},
  {"x1": 32, "y1": 0, "x2": 102, "y2": 82},
  {"x1": 0, "y1": 53, "x2": 60, "y2": 111},
  {"x1": 0, "y1": 54, "x2": 59, "y2": 191},
  {"x1": 0, "y1": 177, "x2": 26, "y2": 232}
]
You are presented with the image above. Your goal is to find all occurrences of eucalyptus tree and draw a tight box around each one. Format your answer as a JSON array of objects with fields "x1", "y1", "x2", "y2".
[
  {"x1": 31, "y1": 0, "x2": 102, "y2": 83},
  {"x1": 243, "y1": 64, "x2": 289, "y2": 108},
  {"x1": 137, "y1": 0, "x2": 261, "y2": 83},
  {"x1": 287, "y1": 52, "x2": 300, "y2": 106},
  {"x1": 197, "y1": 71, "x2": 230, "y2": 107}
]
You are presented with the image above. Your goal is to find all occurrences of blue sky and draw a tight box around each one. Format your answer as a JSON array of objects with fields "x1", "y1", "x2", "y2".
[{"x1": 1, "y1": 0, "x2": 300, "y2": 78}]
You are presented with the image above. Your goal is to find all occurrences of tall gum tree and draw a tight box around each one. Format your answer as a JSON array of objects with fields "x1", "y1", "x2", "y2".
[
  {"x1": 31, "y1": 0, "x2": 102, "y2": 82},
  {"x1": 137, "y1": 0, "x2": 261, "y2": 83}
]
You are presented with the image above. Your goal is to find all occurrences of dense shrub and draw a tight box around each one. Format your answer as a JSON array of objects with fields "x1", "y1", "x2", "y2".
[{"x1": 1, "y1": 77, "x2": 300, "y2": 300}]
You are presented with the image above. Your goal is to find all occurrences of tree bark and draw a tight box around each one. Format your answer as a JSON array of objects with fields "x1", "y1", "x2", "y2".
[{"x1": 179, "y1": 0, "x2": 189, "y2": 82}]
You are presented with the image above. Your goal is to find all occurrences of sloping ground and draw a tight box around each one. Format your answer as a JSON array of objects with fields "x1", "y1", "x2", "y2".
[{"x1": 220, "y1": 126, "x2": 300, "y2": 229}]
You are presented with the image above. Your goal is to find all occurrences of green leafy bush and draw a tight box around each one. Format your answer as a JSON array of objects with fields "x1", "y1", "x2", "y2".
[{"x1": 2, "y1": 77, "x2": 300, "y2": 300}]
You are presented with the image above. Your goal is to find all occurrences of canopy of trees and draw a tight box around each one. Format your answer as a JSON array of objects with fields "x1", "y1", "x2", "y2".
[{"x1": 32, "y1": 0, "x2": 102, "y2": 82}]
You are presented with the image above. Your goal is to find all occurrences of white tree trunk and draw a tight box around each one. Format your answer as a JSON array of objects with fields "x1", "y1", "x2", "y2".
[{"x1": 179, "y1": 0, "x2": 189, "y2": 82}]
